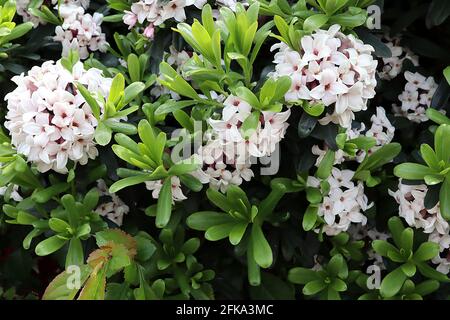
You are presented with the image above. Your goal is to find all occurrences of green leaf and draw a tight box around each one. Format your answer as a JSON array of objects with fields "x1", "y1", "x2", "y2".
[
  {"x1": 123, "y1": 82, "x2": 145, "y2": 105},
  {"x1": 400, "y1": 262, "x2": 416, "y2": 277},
  {"x1": 32, "y1": 183, "x2": 70, "y2": 203},
  {"x1": 327, "y1": 254, "x2": 345, "y2": 278},
  {"x1": 173, "y1": 110, "x2": 194, "y2": 132},
  {"x1": 380, "y1": 267, "x2": 408, "y2": 298},
  {"x1": 372, "y1": 240, "x2": 399, "y2": 257},
  {"x1": 413, "y1": 242, "x2": 440, "y2": 262},
  {"x1": 303, "y1": 102, "x2": 325, "y2": 117},
  {"x1": 400, "y1": 228, "x2": 414, "y2": 254},
  {"x1": 416, "y1": 261, "x2": 449, "y2": 282},
  {"x1": 66, "y1": 238, "x2": 84, "y2": 268},
  {"x1": 251, "y1": 224, "x2": 273, "y2": 268},
  {"x1": 109, "y1": 174, "x2": 152, "y2": 193},
  {"x1": 229, "y1": 222, "x2": 248, "y2": 245},
  {"x1": 444, "y1": 66, "x2": 450, "y2": 85},
  {"x1": 303, "y1": 279, "x2": 326, "y2": 295},
  {"x1": 95, "y1": 121, "x2": 113, "y2": 146},
  {"x1": 394, "y1": 163, "x2": 437, "y2": 181},
  {"x1": 440, "y1": 177, "x2": 450, "y2": 220},
  {"x1": 206, "y1": 188, "x2": 233, "y2": 212},
  {"x1": 316, "y1": 150, "x2": 335, "y2": 179},
  {"x1": 168, "y1": 163, "x2": 199, "y2": 176},
  {"x1": 48, "y1": 218, "x2": 70, "y2": 233},
  {"x1": 241, "y1": 111, "x2": 260, "y2": 139},
  {"x1": 179, "y1": 174, "x2": 203, "y2": 192},
  {"x1": 303, "y1": 14, "x2": 329, "y2": 32},
  {"x1": 108, "y1": 73, "x2": 125, "y2": 105},
  {"x1": 35, "y1": 236, "x2": 68, "y2": 256},
  {"x1": 76, "y1": 83, "x2": 101, "y2": 119},
  {"x1": 0, "y1": 21, "x2": 31, "y2": 42},
  {"x1": 426, "y1": 0, "x2": 450, "y2": 28},
  {"x1": 155, "y1": 178, "x2": 173, "y2": 228},
  {"x1": 235, "y1": 87, "x2": 262, "y2": 109},
  {"x1": 415, "y1": 280, "x2": 440, "y2": 296},
  {"x1": 42, "y1": 265, "x2": 91, "y2": 300},
  {"x1": 127, "y1": 54, "x2": 141, "y2": 82},
  {"x1": 357, "y1": 143, "x2": 401, "y2": 173},
  {"x1": 288, "y1": 267, "x2": 318, "y2": 285},
  {"x1": 435, "y1": 124, "x2": 450, "y2": 164},
  {"x1": 302, "y1": 205, "x2": 318, "y2": 231},
  {"x1": 155, "y1": 100, "x2": 197, "y2": 116},
  {"x1": 78, "y1": 267, "x2": 107, "y2": 300},
  {"x1": 388, "y1": 217, "x2": 405, "y2": 248},
  {"x1": 159, "y1": 62, "x2": 200, "y2": 100},
  {"x1": 205, "y1": 223, "x2": 236, "y2": 241},
  {"x1": 187, "y1": 211, "x2": 235, "y2": 231},
  {"x1": 420, "y1": 144, "x2": 440, "y2": 170},
  {"x1": 426, "y1": 108, "x2": 450, "y2": 125}
]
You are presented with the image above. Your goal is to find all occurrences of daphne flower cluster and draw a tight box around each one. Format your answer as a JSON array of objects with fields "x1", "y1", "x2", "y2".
[
  {"x1": 392, "y1": 71, "x2": 438, "y2": 123},
  {"x1": 191, "y1": 95, "x2": 290, "y2": 192},
  {"x1": 95, "y1": 179, "x2": 129, "y2": 226},
  {"x1": 54, "y1": 7, "x2": 108, "y2": 60},
  {"x1": 17, "y1": 0, "x2": 90, "y2": 27},
  {"x1": 270, "y1": 24, "x2": 377, "y2": 128},
  {"x1": 4, "y1": 60, "x2": 112, "y2": 173},
  {"x1": 312, "y1": 106, "x2": 395, "y2": 165},
  {"x1": 307, "y1": 168, "x2": 373, "y2": 236},
  {"x1": 389, "y1": 181, "x2": 450, "y2": 274},
  {"x1": 0, "y1": 184, "x2": 23, "y2": 202},
  {"x1": 377, "y1": 36, "x2": 418, "y2": 80},
  {"x1": 123, "y1": 0, "x2": 206, "y2": 38}
]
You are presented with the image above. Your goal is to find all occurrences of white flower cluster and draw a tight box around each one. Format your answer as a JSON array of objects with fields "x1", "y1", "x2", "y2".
[
  {"x1": 145, "y1": 176, "x2": 187, "y2": 203},
  {"x1": 17, "y1": 0, "x2": 90, "y2": 27},
  {"x1": 389, "y1": 181, "x2": 450, "y2": 274},
  {"x1": 270, "y1": 24, "x2": 377, "y2": 128},
  {"x1": 54, "y1": 7, "x2": 108, "y2": 60},
  {"x1": 392, "y1": 71, "x2": 438, "y2": 123},
  {"x1": 377, "y1": 36, "x2": 418, "y2": 81},
  {"x1": 215, "y1": 0, "x2": 246, "y2": 11},
  {"x1": 312, "y1": 106, "x2": 395, "y2": 165},
  {"x1": 123, "y1": 0, "x2": 206, "y2": 38},
  {"x1": 4, "y1": 60, "x2": 112, "y2": 173},
  {"x1": 307, "y1": 168, "x2": 373, "y2": 236},
  {"x1": 192, "y1": 95, "x2": 291, "y2": 192},
  {"x1": 95, "y1": 179, "x2": 130, "y2": 226},
  {"x1": 0, "y1": 184, "x2": 23, "y2": 202}
]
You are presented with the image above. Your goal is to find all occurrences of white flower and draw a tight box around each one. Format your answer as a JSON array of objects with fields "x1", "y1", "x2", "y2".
[
  {"x1": 389, "y1": 181, "x2": 449, "y2": 235},
  {"x1": 4, "y1": 60, "x2": 112, "y2": 173},
  {"x1": 0, "y1": 184, "x2": 23, "y2": 202},
  {"x1": 95, "y1": 179, "x2": 129, "y2": 226},
  {"x1": 271, "y1": 24, "x2": 377, "y2": 128},
  {"x1": 222, "y1": 95, "x2": 252, "y2": 121},
  {"x1": 124, "y1": 0, "x2": 201, "y2": 30},
  {"x1": 393, "y1": 71, "x2": 437, "y2": 123},
  {"x1": 54, "y1": 8, "x2": 108, "y2": 60},
  {"x1": 17, "y1": 0, "x2": 90, "y2": 27},
  {"x1": 377, "y1": 36, "x2": 419, "y2": 80},
  {"x1": 310, "y1": 68, "x2": 348, "y2": 106},
  {"x1": 162, "y1": 0, "x2": 188, "y2": 22},
  {"x1": 145, "y1": 176, "x2": 187, "y2": 202},
  {"x1": 215, "y1": 0, "x2": 245, "y2": 11},
  {"x1": 311, "y1": 168, "x2": 372, "y2": 236},
  {"x1": 123, "y1": 11, "x2": 138, "y2": 29}
]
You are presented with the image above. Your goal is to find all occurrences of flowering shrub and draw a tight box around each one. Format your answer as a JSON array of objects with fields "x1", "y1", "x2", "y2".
[{"x1": 1, "y1": 0, "x2": 450, "y2": 301}]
